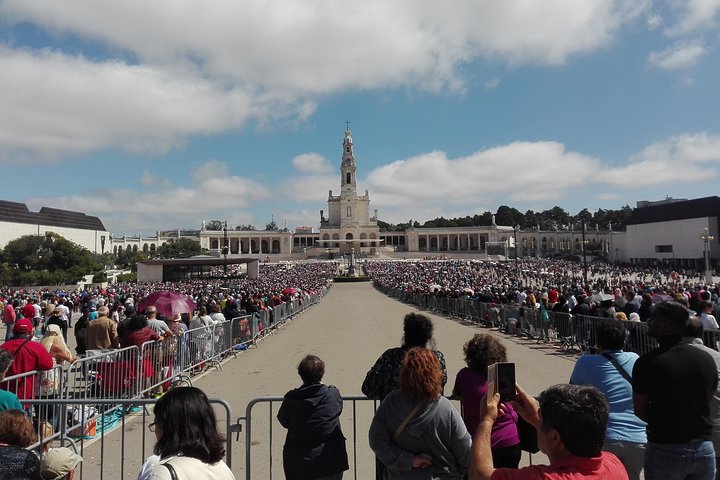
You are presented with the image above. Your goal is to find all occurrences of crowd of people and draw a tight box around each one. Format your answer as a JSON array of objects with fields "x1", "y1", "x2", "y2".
[
  {"x1": 282, "y1": 308, "x2": 719, "y2": 479},
  {"x1": 0, "y1": 261, "x2": 339, "y2": 479},
  {"x1": 364, "y1": 259, "x2": 720, "y2": 330},
  {"x1": 3, "y1": 257, "x2": 720, "y2": 478}
]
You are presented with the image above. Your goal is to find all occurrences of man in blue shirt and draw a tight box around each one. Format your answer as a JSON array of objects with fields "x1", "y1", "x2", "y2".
[{"x1": 570, "y1": 318, "x2": 646, "y2": 480}]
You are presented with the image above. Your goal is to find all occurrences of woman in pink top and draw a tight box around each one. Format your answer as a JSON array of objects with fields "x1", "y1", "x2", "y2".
[{"x1": 452, "y1": 333, "x2": 520, "y2": 468}]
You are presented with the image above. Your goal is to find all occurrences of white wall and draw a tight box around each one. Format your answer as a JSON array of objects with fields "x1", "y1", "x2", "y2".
[
  {"x1": 0, "y1": 221, "x2": 110, "y2": 253},
  {"x1": 137, "y1": 263, "x2": 163, "y2": 282},
  {"x1": 626, "y1": 217, "x2": 715, "y2": 261}
]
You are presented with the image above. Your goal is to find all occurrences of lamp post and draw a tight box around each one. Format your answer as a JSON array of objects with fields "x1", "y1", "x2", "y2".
[
  {"x1": 581, "y1": 218, "x2": 589, "y2": 286},
  {"x1": 222, "y1": 221, "x2": 229, "y2": 275},
  {"x1": 513, "y1": 225, "x2": 520, "y2": 288},
  {"x1": 700, "y1": 227, "x2": 714, "y2": 284}
]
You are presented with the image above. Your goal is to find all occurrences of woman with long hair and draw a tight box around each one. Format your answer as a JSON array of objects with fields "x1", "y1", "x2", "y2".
[
  {"x1": 452, "y1": 334, "x2": 520, "y2": 468},
  {"x1": 38, "y1": 324, "x2": 76, "y2": 431},
  {"x1": 362, "y1": 313, "x2": 447, "y2": 401},
  {"x1": 138, "y1": 386, "x2": 235, "y2": 479},
  {"x1": 369, "y1": 348, "x2": 470, "y2": 479},
  {"x1": 362, "y1": 313, "x2": 448, "y2": 480}
]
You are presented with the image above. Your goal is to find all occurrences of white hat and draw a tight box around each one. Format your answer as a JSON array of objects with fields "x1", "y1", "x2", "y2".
[{"x1": 41, "y1": 447, "x2": 83, "y2": 480}]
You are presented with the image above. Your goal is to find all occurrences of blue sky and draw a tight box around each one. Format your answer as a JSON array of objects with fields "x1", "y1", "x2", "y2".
[{"x1": 1, "y1": 1, "x2": 719, "y2": 235}]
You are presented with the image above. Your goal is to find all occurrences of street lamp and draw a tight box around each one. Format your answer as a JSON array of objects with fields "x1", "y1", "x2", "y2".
[
  {"x1": 222, "y1": 221, "x2": 229, "y2": 275},
  {"x1": 700, "y1": 227, "x2": 714, "y2": 284},
  {"x1": 581, "y1": 218, "x2": 589, "y2": 286}
]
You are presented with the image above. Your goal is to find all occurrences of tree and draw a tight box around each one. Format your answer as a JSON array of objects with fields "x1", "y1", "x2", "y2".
[
  {"x1": 235, "y1": 224, "x2": 256, "y2": 231},
  {"x1": 205, "y1": 220, "x2": 225, "y2": 231},
  {"x1": 115, "y1": 248, "x2": 148, "y2": 272},
  {"x1": 543, "y1": 206, "x2": 571, "y2": 229},
  {"x1": 265, "y1": 220, "x2": 278, "y2": 231},
  {"x1": 152, "y1": 238, "x2": 206, "y2": 259},
  {"x1": 574, "y1": 208, "x2": 593, "y2": 226},
  {"x1": 495, "y1": 206, "x2": 524, "y2": 227},
  {"x1": 0, "y1": 233, "x2": 102, "y2": 286}
]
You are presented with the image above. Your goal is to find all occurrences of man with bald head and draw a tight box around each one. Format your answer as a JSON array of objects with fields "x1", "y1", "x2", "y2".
[{"x1": 85, "y1": 305, "x2": 119, "y2": 350}]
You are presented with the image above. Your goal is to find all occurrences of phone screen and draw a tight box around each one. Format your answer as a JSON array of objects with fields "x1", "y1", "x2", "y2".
[{"x1": 489, "y1": 362, "x2": 516, "y2": 402}]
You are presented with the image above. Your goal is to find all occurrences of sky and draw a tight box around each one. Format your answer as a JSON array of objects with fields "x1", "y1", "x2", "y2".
[{"x1": 1, "y1": 1, "x2": 720, "y2": 236}]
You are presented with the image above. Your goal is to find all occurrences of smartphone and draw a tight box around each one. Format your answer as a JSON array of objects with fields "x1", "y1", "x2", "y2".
[{"x1": 488, "y1": 362, "x2": 516, "y2": 402}]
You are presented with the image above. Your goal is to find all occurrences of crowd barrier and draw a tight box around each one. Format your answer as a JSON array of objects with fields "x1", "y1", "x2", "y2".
[
  {"x1": 242, "y1": 395, "x2": 378, "y2": 480},
  {"x1": 21, "y1": 398, "x2": 234, "y2": 480},
  {"x1": 375, "y1": 283, "x2": 720, "y2": 355},
  {"x1": 0, "y1": 291, "x2": 326, "y2": 477}
]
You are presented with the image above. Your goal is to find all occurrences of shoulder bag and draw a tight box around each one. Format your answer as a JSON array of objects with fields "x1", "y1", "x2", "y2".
[
  {"x1": 163, "y1": 462, "x2": 179, "y2": 480},
  {"x1": 393, "y1": 401, "x2": 425, "y2": 441},
  {"x1": 601, "y1": 352, "x2": 632, "y2": 383}
]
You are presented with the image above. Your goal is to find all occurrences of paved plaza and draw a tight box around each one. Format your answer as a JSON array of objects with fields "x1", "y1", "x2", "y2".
[{"x1": 77, "y1": 282, "x2": 577, "y2": 479}]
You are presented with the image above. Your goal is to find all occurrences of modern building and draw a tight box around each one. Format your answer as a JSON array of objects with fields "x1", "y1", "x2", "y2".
[{"x1": 0, "y1": 200, "x2": 109, "y2": 254}]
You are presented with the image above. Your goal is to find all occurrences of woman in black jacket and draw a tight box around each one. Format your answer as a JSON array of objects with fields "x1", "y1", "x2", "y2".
[{"x1": 277, "y1": 355, "x2": 348, "y2": 480}]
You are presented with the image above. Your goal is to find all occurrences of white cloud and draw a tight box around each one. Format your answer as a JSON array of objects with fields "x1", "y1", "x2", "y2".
[
  {"x1": 191, "y1": 160, "x2": 230, "y2": 183},
  {"x1": 665, "y1": 0, "x2": 720, "y2": 35},
  {"x1": 27, "y1": 168, "x2": 272, "y2": 233},
  {"x1": 483, "y1": 78, "x2": 501, "y2": 90},
  {"x1": 139, "y1": 171, "x2": 171, "y2": 189},
  {"x1": 597, "y1": 132, "x2": 720, "y2": 187},
  {"x1": 365, "y1": 142, "x2": 600, "y2": 222},
  {"x1": 0, "y1": 1, "x2": 651, "y2": 160},
  {"x1": 648, "y1": 40, "x2": 706, "y2": 69},
  {"x1": 365, "y1": 133, "x2": 720, "y2": 223},
  {"x1": 292, "y1": 153, "x2": 333, "y2": 175},
  {"x1": 0, "y1": 48, "x2": 267, "y2": 160},
  {"x1": 646, "y1": 14, "x2": 663, "y2": 29}
]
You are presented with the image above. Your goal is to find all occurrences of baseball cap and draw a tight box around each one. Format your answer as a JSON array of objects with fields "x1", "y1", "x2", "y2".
[
  {"x1": 41, "y1": 447, "x2": 83, "y2": 480},
  {"x1": 13, "y1": 318, "x2": 33, "y2": 335}
]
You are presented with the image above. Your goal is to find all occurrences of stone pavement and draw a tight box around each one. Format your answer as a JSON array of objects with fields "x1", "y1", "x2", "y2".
[{"x1": 194, "y1": 282, "x2": 577, "y2": 479}]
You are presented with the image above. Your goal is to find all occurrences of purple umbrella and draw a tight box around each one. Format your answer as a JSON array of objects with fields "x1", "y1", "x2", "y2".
[
  {"x1": 136, "y1": 291, "x2": 197, "y2": 318},
  {"x1": 651, "y1": 294, "x2": 672, "y2": 303}
]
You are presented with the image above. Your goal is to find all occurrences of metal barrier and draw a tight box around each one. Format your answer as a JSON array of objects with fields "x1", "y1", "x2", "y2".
[
  {"x1": 373, "y1": 284, "x2": 705, "y2": 356},
  {"x1": 1, "y1": 289, "x2": 328, "y2": 478},
  {"x1": 23, "y1": 397, "x2": 235, "y2": 480},
  {"x1": 241, "y1": 395, "x2": 378, "y2": 480}
]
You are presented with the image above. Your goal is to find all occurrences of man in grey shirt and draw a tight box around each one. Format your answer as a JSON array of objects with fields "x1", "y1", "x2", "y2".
[{"x1": 145, "y1": 306, "x2": 171, "y2": 337}]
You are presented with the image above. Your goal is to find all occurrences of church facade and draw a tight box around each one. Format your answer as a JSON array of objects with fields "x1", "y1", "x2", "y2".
[{"x1": 318, "y1": 129, "x2": 380, "y2": 253}]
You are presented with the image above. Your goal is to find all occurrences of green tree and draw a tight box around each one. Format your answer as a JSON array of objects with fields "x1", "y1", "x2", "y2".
[
  {"x1": 265, "y1": 220, "x2": 279, "y2": 231},
  {"x1": 574, "y1": 208, "x2": 593, "y2": 226},
  {"x1": 115, "y1": 248, "x2": 148, "y2": 272},
  {"x1": 235, "y1": 224, "x2": 256, "y2": 231},
  {"x1": 495, "y1": 206, "x2": 524, "y2": 227},
  {"x1": 152, "y1": 238, "x2": 206, "y2": 259},
  {"x1": 206, "y1": 220, "x2": 225, "y2": 231},
  {"x1": 0, "y1": 233, "x2": 102, "y2": 286}
]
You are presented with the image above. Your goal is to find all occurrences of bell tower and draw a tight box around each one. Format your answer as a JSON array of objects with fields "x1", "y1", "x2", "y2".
[{"x1": 340, "y1": 128, "x2": 357, "y2": 198}]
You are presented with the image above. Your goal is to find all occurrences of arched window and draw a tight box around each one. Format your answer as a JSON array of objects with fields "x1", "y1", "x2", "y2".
[
  {"x1": 347, "y1": 206, "x2": 352, "y2": 217},
  {"x1": 346, "y1": 172, "x2": 351, "y2": 184}
]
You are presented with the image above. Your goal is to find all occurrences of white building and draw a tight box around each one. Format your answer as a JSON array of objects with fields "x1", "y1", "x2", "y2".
[
  {"x1": 0, "y1": 200, "x2": 109, "y2": 254},
  {"x1": 318, "y1": 128, "x2": 380, "y2": 253}
]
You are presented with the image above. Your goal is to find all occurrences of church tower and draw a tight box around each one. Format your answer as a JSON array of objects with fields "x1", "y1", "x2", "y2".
[
  {"x1": 341, "y1": 129, "x2": 357, "y2": 198},
  {"x1": 319, "y1": 126, "x2": 379, "y2": 253}
]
